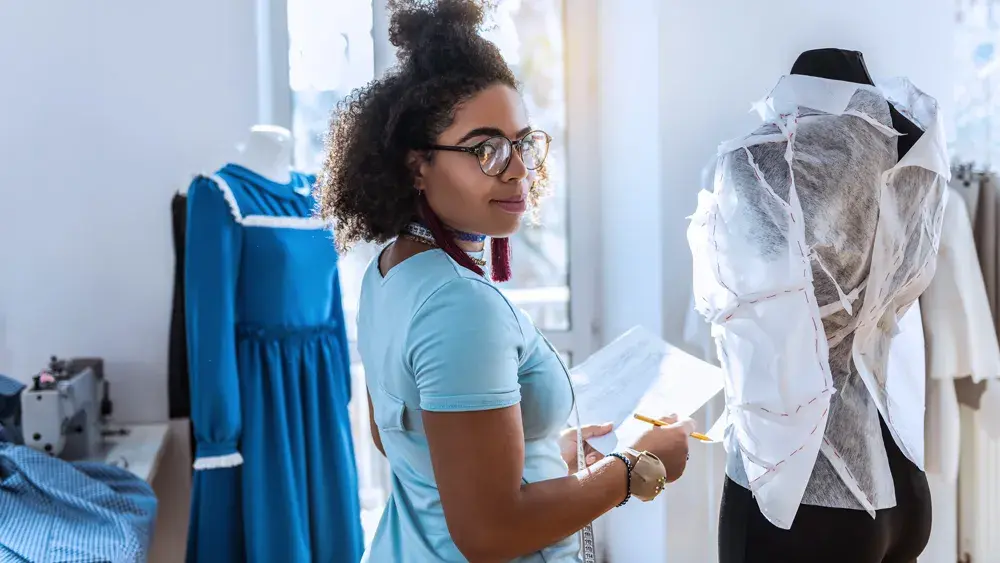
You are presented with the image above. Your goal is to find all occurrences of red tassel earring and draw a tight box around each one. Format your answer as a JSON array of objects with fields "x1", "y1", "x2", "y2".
[
  {"x1": 490, "y1": 237, "x2": 511, "y2": 283},
  {"x1": 418, "y1": 197, "x2": 485, "y2": 277}
]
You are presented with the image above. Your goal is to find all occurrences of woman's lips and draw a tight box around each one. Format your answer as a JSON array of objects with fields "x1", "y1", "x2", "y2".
[{"x1": 491, "y1": 196, "x2": 527, "y2": 213}]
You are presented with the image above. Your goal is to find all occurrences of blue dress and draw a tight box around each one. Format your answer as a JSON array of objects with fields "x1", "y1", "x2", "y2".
[{"x1": 184, "y1": 164, "x2": 363, "y2": 562}]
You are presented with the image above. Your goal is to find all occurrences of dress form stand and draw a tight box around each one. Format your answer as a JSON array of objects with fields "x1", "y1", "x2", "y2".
[{"x1": 233, "y1": 125, "x2": 294, "y2": 185}]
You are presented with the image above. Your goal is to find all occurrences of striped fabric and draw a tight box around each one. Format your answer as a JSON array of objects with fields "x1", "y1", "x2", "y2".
[
  {"x1": 0, "y1": 443, "x2": 157, "y2": 562},
  {"x1": 0, "y1": 374, "x2": 24, "y2": 397},
  {"x1": 0, "y1": 374, "x2": 25, "y2": 445}
]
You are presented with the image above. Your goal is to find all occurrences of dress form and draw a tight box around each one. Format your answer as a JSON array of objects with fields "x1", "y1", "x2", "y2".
[
  {"x1": 790, "y1": 48, "x2": 923, "y2": 158},
  {"x1": 710, "y1": 48, "x2": 937, "y2": 563},
  {"x1": 233, "y1": 125, "x2": 294, "y2": 184}
]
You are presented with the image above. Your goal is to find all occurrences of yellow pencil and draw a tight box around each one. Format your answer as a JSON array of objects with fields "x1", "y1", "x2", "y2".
[{"x1": 634, "y1": 413, "x2": 713, "y2": 442}]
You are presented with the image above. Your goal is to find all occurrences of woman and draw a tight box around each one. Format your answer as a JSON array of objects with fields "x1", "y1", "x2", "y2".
[{"x1": 318, "y1": 1, "x2": 694, "y2": 561}]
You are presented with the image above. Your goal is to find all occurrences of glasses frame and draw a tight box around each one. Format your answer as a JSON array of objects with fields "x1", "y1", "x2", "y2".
[{"x1": 426, "y1": 130, "x2": 552, "y2": 177}]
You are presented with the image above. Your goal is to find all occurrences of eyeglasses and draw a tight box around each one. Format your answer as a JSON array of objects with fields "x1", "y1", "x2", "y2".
[{"x1": 426, "y1": 130, "x2": 552, "y2": 177}]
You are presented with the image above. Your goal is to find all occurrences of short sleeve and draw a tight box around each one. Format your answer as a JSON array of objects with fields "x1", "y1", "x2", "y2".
[{"x1": 407, "y1": 278, "x2": 523, "y2": 412}]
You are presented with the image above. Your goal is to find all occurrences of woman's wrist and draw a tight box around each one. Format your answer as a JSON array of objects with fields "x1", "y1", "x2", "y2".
[{"x1": 606, "y1": 453, "x2": 632, "y2": 507}]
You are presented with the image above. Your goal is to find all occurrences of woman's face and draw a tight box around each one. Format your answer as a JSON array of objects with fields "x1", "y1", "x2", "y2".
[{"x1": 415, "y1": 84, "x2": 535, "y2": 238}]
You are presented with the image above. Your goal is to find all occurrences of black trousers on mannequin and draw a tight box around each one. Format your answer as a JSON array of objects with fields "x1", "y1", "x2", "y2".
[{"x1": 718, "y1": 417, "x2": 932, "y2": 563}]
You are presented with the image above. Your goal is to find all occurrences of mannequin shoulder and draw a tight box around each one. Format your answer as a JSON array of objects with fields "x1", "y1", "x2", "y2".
[{"x1": 185, "y1": 174, "x2": 244, "y2": 223}]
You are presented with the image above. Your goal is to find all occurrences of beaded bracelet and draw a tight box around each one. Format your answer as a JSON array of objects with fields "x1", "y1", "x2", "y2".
[{"x1": 608, "y1": 452, "x2": 633, "y2": 507}]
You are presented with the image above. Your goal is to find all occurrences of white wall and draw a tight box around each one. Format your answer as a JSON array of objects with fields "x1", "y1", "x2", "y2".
[
  {"x1": 0, "y1": 7, "x2": 259, "y2": 560},
  {"x1": 0, "y1": 1, "x2": 260, "y2": 422},
  {"x1": 596, "y1": 1, "x2": 668, "y2": 559}
]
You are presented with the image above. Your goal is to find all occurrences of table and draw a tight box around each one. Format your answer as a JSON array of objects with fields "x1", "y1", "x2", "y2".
[{"x1": 89, "y1": 423, "x2": 171, "y2": 483}]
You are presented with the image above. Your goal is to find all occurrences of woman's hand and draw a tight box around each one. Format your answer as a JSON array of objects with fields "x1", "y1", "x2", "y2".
[
  {"x1": 630, "y1": 414, "x2": 695, "y2": 483},
  {"x1": 559, "y1": 422, "x2": 614, "y2": 471}
]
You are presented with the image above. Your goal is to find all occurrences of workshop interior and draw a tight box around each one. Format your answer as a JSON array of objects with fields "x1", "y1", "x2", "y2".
[{"x1": 3, "y1": 0, "x2": 1000, "y2": 561}]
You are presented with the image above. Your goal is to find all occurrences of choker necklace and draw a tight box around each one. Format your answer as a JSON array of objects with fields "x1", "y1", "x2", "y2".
[
  {"x1": 402, "y1": 223, "x2": 487, "y2": 267},
  {"x1": 406, "y1": 222, "x2": 486, "y2": 243}
]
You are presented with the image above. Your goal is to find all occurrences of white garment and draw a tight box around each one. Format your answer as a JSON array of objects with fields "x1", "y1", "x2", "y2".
[
  {"x1": 980, "y1": 380, "x2": 1000, "y2": 439},
  {"x1": 688, "y1": 74, "x2": 949, "y2": 529},
  {"x1": 920, "y1": 188, "x2": 1000, "y2": 480},
  {"x1": 888, "y1": 304, "x2": 925, "y2": 436},
  {"x1": 682, "y1": 293, "x2": 717, "y2": 365},
  {"x1": 681, "y1": 159, "x2": 725, "y2": 366}
]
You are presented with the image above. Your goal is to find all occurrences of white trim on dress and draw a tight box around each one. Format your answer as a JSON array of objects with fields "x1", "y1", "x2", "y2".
[{"x1": 206, "y1": 173, "x2": 327, "y2": 231}]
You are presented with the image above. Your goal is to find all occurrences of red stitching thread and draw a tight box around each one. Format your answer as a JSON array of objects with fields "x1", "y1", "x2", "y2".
[
  {"x1": 740, "y1": 389, "x2": 833, "y2": 419},
  {"x1": 747, "y1": 406, "x2": 830, "y2": 486},
  {"x1": 721, "y1": 114, "x2": 840, "y2": 490},
  {"x1": 723, "y1": 288, "x2": 805, "y2": 321},
  {"x1": 710, "y1": 207, "x2": 738, "y2": 300}
]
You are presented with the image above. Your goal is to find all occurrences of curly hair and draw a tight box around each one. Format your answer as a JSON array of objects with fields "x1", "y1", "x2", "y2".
[{"x1": 316, "y1": 0, "x2": 546, "y2": 256}]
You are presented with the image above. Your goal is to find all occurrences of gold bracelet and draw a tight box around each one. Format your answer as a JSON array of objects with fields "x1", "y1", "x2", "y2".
[{"x1": 624, "y1": 448, "x2": 668, "y2": 502}]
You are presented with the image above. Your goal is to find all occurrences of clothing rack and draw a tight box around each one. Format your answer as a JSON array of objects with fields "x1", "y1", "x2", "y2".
[
  {"x1": 947, "y1": 159, "x2": 1000, "y2": 563},
  {"x1": 952, "y1": 162, "x2": 986, "y2": 182}
]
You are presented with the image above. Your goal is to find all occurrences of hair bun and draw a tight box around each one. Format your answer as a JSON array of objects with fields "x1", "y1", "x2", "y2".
[{"x1": 388, "y1": 0, "x2": 488, "y2": 52}]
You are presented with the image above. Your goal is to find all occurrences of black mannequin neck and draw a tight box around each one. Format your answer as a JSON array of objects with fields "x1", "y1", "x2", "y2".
[
  {"x1": 790, "y1": 48, "x2": 921, "y2": 159},
  {"x1": 791, "y1": 48, "x2": 875, "y2": 85}
]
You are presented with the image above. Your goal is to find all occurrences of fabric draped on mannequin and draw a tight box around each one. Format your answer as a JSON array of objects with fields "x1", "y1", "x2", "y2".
[{"x1": 689, "y1": 74, "x2": 948, "y2": 529}]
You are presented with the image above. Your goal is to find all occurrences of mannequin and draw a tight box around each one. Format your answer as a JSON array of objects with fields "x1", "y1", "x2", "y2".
[
  {"x1": 184, "y1": 125, "x2": 363, "y2": 560},
  {"x1": 714, "y1": 49, "x2": 937, "y2": 563},
  {"x1": 790, "y1": 48, "x2": 923, "y2": 158},
  {"x1": 169, "y1": 124, "x2": 298, "y2": 435},
  {"x1": 232, "y1": 125, "x2": 295, "y2": 186}
]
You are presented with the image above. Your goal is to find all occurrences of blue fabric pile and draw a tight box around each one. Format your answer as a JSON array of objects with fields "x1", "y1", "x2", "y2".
[
  {"x1": 0, "y1": 442, "x2": 157, "y2": 562},
  {"x1": 0, "y1": 374, "x2": 25, "y2": 445}
]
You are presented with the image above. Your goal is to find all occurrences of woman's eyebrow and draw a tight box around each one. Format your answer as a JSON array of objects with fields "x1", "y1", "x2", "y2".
[{"x1": 456, "y1": 126, "x2": 533, "y2": 144}]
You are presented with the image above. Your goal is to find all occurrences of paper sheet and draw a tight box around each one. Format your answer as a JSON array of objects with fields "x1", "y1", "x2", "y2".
[{"x1": 570, "y1": 326, "x2": 726, "y2": 454}]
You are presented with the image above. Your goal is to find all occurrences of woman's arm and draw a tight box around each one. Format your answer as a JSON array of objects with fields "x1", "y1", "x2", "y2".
[
  {"x1": 368, "y1": 391, "x2": 385, "y2": 457},
  {"x1": 408, "y1": 278, "x2": 688, "y2": 559},
  {"x1": 424, "y1": 405, "x2": 628, "y2": 561}
]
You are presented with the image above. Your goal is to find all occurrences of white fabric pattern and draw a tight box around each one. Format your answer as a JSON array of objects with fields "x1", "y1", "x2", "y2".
[
  {"x1": 688, "y1": 74, "x2": 949, "y2": 529},
  {"x1": 208, "y1": 173, "x2": 326, "y2": 230}
]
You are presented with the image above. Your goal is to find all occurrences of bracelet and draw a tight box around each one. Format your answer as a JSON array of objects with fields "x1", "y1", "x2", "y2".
[
  {"x1": 607, "y1": 452, "x2": 632, "y2": 507},
  {"x1": 624, "y1": 448, "x2": 669, "y2": 502}
]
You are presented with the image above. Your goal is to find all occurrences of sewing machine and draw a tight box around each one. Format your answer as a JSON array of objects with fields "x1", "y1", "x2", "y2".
[{"x1": 21, "y1": 356, "x2": 111, "y2": 460}]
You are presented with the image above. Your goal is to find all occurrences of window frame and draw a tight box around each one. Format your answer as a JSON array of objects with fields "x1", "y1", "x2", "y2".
[{"x1": 258, "y1": 0, "x2": 601, "y2": 363}]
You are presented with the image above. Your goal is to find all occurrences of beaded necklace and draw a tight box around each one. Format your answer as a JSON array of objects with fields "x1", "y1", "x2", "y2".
[{"x1": 402, "y1": 222, "x2": 487, "y2": 268}]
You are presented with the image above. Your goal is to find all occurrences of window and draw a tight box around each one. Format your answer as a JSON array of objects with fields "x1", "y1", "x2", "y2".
[
  {"x1": 273, "y1": 0, "x2": 598, "y2": 544},
  {"x1": 481, "y1": 1, "x2": 571, "y2": 332},
  {"x1": 286, "y1": 0, "x2": 381, "y2": 347},
  {"x1": 954, "y1": 0, "x2": 1000, "y2": 165},
  {"x1": 284, "y1": 0, "x2": 591, "y2": 351}
]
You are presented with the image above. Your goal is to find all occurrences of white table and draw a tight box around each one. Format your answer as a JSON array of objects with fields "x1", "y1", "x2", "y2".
[{"x1": 89, "y1": 423, "x2": 171, "y2": 483}]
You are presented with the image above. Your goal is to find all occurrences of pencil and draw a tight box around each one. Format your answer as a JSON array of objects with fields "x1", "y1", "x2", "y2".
[{"x1": 634, "y1": 413, "x2": 713, "y2": 442}]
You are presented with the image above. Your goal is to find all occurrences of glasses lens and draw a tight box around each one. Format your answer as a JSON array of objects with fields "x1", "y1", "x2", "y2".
[
  {"x1": 480, "y1": 137, "x2": 512, "y2": 176},
  {"x1": 520, "y1": 131, "x2": 550, "y2": 170}
]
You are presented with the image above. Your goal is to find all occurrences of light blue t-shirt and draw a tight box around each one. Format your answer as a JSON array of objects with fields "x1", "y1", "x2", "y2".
[{"x1": 357, "y1": 248, "x2": 581, "y2": 562}]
